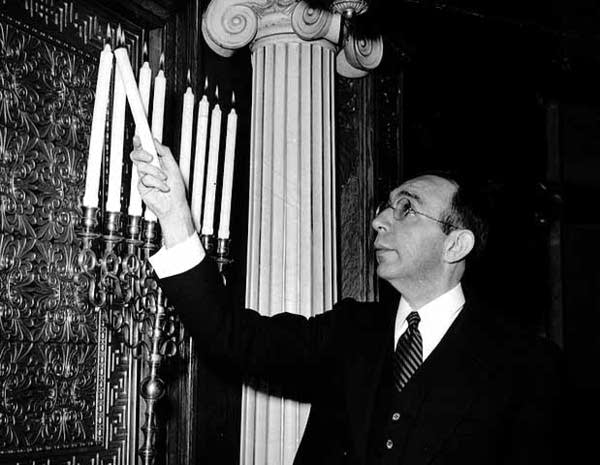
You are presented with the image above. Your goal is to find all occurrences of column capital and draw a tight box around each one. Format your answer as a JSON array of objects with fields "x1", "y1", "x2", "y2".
[
  {"x1": 202, "y1": 0, "x2": 382, "y2": 77},
  {"x1": 202, "y1": 0, "x2": 341, "y2": 57},
  {"x1": 336, "y1": 33, "x2": 383, "y2": 78}
]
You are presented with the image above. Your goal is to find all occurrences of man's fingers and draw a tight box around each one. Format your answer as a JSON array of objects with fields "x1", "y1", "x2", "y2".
[
  {"x1": 139, "y1": 173, "x2": 170, "y2": 192},
  {"x1": 133, "y1": 135, "x2": 142, "y2": 149},
  {"x1": 135, "y1": 162, "x2": 168, "y2": 181},
  {"x1": 130, "y1": 147, "x2": 153, "y2": 163}
]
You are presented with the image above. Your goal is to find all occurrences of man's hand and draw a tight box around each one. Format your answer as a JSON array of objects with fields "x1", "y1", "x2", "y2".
[{"x1": 130, "y1": 136, "x2": 195, "y2": 248}]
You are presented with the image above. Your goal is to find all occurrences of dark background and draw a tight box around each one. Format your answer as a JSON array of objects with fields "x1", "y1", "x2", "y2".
[{"x1": 367, "y1": 0, "x2": 599, "y2": 460}]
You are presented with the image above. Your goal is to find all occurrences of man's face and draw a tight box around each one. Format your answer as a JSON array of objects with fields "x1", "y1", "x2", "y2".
[{"x1": 372, "y1": 175, "x2": 457, "y2": 290}]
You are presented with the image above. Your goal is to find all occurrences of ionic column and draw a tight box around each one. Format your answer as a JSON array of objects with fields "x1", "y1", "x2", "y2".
[{"x1": 202, "y1": 2, "x2": 382, "y2": 464}]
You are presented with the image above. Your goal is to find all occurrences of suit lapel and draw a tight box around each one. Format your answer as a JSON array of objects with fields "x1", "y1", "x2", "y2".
[
  {"x1": 403, "y1": 302, "x2": 492, "y2": 465},
  {"x1": 344, "y1": 297, "x2": 397, "y2": 464}
]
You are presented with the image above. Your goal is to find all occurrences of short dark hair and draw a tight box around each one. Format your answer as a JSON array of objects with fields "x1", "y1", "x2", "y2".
[{"x1": 421, "y1": 171, "x2": 490, "y2": 261}]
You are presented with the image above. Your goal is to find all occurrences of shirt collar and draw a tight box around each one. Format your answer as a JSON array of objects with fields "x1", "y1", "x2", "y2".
[
  {"x1": 395, "y1": 283, "x2": 465, "y2": 359},
  {"x1": 397, "y1": 283, "x2": 465, "y2": 322}
]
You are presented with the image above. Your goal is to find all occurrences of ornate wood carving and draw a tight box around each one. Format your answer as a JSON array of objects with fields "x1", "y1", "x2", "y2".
[
  {"x1": 2, "y1": 0, "x2": 145, "y2": 66},
  {"x1": 335, "y1": 72, "x2": 403, "y2": 302},
  {"x1": 0, "y1": 6, "x2": 146, "y2": 464},
  {"x1": 336, "y1": 75, "x2": 375, "y2": 301}
]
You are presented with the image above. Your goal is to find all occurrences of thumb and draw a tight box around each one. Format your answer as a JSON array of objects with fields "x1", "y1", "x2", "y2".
[{"x1": 133, "y1": 135, "x2": 142, "y2": 150}]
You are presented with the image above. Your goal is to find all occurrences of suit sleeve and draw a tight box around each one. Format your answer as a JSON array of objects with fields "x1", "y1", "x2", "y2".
[{"x1": 159, "y1": 258, "x2": 342, "y2": 399}]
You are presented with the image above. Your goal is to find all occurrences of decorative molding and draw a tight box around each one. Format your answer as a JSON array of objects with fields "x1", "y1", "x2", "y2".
[
  {"x1": 202, "y1": 0, "x2": 260, "y2": 57},
  {"x1": 336, "y1": 33, "x2": 384, "y2": 78},
  {"x1": 0, "y1": 15, "x2": 137, "y2": 464},
  {"x1": 1, "y1": 1, "x2": 145, "y2": 72},
  {"x1": 291, "y1": 1, "x2": 341, "y2": 44},
  {"x1": 202, "y1": 0, "x2": 341, "y2": 55},
  {"x1": 202, "y1": 0, "x2": 381, "y2": 79},
  {"x1": 330, "y1": 0, "x2": 369, "y2": 18}
]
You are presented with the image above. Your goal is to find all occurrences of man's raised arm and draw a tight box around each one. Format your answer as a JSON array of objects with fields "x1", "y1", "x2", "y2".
[{"x1": 129, "y1": 135, "x2": 204, "y2": 278}]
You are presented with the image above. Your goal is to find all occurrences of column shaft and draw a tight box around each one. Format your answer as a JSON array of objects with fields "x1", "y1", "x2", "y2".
[{"x1": 241, "y1": 38, "x2": 337, "y2": 465}]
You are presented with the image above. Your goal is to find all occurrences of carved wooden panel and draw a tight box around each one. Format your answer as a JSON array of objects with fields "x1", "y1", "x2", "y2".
[
  {"x1": 336, "y1": 72, "x2": 403, "y2": 302},
  {"x1": 0, "y1": 3, "x2": 146, "y2": 464},
  {"x1": 336, "y1": 75, "x2": 375, "y2": 301}
]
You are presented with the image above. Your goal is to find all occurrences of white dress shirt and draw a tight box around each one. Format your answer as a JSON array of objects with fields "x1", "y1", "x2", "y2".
[{"x1": 394, "y1": 284, "x2": 465, "y2": 361}]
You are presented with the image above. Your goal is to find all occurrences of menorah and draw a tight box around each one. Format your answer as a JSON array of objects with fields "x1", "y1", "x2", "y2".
[
  {"x1": 75, "y1": 29, "x2": 236, "y2": 465},
  {"x1": 76, "y1": 210, "x2": 233, "y2": 464}
]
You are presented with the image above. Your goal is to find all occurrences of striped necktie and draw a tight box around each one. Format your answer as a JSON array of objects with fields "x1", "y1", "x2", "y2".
[{"x1": 393, "y1": 311, "x2": 423, "y2": 392}]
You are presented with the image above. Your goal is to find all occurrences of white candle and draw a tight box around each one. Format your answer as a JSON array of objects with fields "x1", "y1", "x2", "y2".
[
  {"x1": 114, "y1": 47, "x2": 160, "y2": 222},
  {"x1": 201, "y1": 89, "x2": 221, "y2": 236},
  {"x1": 83, "y1": 43, "x2": 113, "y2": 209},
  {"x1": 190, "y1": 83, "x2": 209, "y2": 232},
  {"x1": 127, "y1": 56, "x2": 152, "y2": 218},
  {"x1": 105, "y1": 53, "x2": 126, "y2": 213},
  {"x1": 217, "y1": 98, "x2": 237, "y2": 239},
  {"x1": 151, "y1": 59, "x2": 166, "y2": 142},
  {"x1": 179, "y1": 71, "x2": 195, "y2": 193}
]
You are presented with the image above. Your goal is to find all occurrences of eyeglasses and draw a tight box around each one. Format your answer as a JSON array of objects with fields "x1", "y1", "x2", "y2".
[{"x1": 375, "y1": 197, "x2": 458, "y2": 231}]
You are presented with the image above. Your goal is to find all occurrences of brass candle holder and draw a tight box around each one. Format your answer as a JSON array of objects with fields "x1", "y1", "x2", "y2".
[
  {"x1": 77, "y1": 207, "x2": 235, "y2": 465},
  {"x1": 216, "y1": 237, "x2": 233, "y2": 277}
]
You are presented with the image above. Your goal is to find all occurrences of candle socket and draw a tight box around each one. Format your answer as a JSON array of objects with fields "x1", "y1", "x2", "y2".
[
  {"x1": 104, "y1": 211, "x2": 121, "y2": 236},
  {"x1": 215, "y1": 237, "x2": 233, "y2": 276},
  {"x1": 80, "y1": 206, "x2": 100, "y2": 246},
  {"x1": 200, "y1": 234, "x2": 215, "y2": 255},
  {"x1": 127, "y1": 215, "x2": 143, "y2": 241},
  {"x1": 125, "y1": 215, "x2": 143, "y2": 258},
  {"x1": 142, "y1": 219, "x2": 160, "y2": 253},
  {"x1": 77, "y1": 206, "x2": 100, "y2": 274},
  {"x1": 103, "y1": 211, "x2": 123, "y2": 254},
  {"x1": 81, "y1": 206, "x2": 99, "y2": 233}
]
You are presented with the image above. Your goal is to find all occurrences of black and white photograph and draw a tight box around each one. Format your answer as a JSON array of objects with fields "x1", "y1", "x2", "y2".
[{"x1": 0, "y1": 0, "x2": 597, "y2": 464}]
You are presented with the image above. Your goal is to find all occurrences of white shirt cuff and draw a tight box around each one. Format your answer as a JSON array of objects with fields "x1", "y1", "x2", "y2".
[{"x1": 149, "y1": 233, "x2": 206, "y2": 279}]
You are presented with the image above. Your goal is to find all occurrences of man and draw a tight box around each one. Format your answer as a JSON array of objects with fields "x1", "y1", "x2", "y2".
[{"x1": 131, "y1": 137, "x2": 563, "y2": 465}]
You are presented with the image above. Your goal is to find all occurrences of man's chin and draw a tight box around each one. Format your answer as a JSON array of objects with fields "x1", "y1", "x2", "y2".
[{"x1": 375, "y1": 263, "x2": 393, "y2": 281}]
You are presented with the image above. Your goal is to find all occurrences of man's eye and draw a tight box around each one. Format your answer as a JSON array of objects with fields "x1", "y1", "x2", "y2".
[{"x1": 398, "y1": 199, "x2": 412, "y2": 216}]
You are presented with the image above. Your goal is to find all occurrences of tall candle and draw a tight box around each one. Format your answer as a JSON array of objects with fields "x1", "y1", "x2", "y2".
[
  {"x1": 217, "y1": 96, "x2": 237, "y2": 239},
  {"x1": 82, "y1": 43, "x2": 113, "y2": 209},
  {"x1": 179, "y1": 70, "x2": 194, "y2": 193},
  {"x1": 190, "y1": 79, "x2": 209, "y2": 232},
  {"x1": 127, "y1": 51, "x2": 151, "y2": 218},
  {"x1": 201, "y1": 88, "x2": 221, "y2": 236},
  {"x1": 151, "y1": 55, "x2": 166, "y2": 143},
  {"x1": 105, "y1": 49, "x2": 126, "y2": 213},
  {"x1": 114, "y1": 47, "x2": 161, "y2": 222}
]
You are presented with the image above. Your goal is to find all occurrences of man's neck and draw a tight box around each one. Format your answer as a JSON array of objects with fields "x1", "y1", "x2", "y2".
[{"x1": 394, "y1": 277, "x2": 462, "y2": 310}]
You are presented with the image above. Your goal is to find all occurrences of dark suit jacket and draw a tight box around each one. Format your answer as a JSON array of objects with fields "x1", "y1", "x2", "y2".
[{"x1": 161, "y1": 258, "x2": 564, "y2": 465}]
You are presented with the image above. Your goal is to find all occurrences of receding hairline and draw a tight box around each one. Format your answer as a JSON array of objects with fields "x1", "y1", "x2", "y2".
[{"x1": 391, "y1": 174, "x2": 459, "y2": 210}]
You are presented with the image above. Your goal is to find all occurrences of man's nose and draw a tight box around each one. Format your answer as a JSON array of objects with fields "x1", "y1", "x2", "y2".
[{"x1": 372, "y1": 212, "x2": 387, "y2": 232}]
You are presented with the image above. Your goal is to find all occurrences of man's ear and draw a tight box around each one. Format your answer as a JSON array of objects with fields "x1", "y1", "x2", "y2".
[{"x1": 444, "y1": 229, "x2": 475, "y2": 263}]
